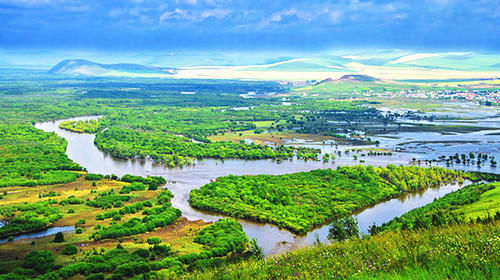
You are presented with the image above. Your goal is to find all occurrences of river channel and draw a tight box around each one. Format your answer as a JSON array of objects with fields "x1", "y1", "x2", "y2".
[{"x1": 34, "y1": 116, "x2": 482, "y2": 255}]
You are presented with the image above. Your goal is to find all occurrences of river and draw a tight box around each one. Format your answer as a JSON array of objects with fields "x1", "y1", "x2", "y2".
[{"x1": 34, "y1": 116, "x2": 482, "y2": 255}]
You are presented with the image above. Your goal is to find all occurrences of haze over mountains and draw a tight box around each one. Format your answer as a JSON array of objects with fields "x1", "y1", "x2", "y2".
[
  {"x1": 49, "y1": 59, "x2": 176, "y2": 76},
  {"x1": 46, "y1": 51, "x2": 500, "y2": 82}
]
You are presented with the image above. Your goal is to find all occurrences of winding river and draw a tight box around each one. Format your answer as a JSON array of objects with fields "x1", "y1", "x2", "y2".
[{"x1": 34, "y1": 116, "x2": 474, "y2": 255}]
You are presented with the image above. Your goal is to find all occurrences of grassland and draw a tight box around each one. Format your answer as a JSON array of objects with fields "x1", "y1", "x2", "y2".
[
  {"x1": 180, "y1": 221, "x2": 500, "y2": 280},
  {"x1": 458, "y1": 183, "x2": 500, "y2": 220},
  {"x1": 208, "y1": 130, "x2": 336, "y2": 145}
]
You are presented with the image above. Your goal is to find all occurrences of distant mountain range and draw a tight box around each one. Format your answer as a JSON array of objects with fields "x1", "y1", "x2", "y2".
[
  {"x1": 49, "y1": 59, "x2": 176, "y2": 76},
  {"x1": 46, "y1": 51, "x2": 500, "y2": 81}
]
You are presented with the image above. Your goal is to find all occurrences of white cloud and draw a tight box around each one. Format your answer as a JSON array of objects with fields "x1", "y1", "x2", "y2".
[
  {"x1": 329, "y1": 10, "x2": 343, "y2": 24},
  {"x1": 200, "y1": 9, "x2": 231, "y2": 20},
  {"x1": 159, "y1": 8, "x2": 192, "y2": 23},
  {"x1": 269, "y1": 8, "x2": 311, "y2": 23}
]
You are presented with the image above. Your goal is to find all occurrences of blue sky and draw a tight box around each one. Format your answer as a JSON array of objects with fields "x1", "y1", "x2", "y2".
[{"x1": 0, "y1": 0, "x2": 499, "y2": 52}]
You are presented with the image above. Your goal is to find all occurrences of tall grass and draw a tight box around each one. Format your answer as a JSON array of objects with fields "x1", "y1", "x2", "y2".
[{"x1": 180, "y1": 221, "x2": 500, "y2": 280}]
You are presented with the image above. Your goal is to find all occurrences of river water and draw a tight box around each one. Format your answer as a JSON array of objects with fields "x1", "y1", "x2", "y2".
[
  {"x1": 0, "y1": 226, "x2": 75, "y2": 244},
  {"x1": 34, "y1": 116, "x2": 491, "y2": 255}
]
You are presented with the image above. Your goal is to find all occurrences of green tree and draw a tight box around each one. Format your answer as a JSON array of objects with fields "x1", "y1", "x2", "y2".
[
  {"x1": 327, "y1": 217, "x2": 359, "y2": 242},
  {"x1": 249, "y1": 238, "x2": 264, "y2": 260},
  {"x1": 62, "y1": 244, "x2": 78, "y2": 255},
  {"x1": 53, "y1": 232, "x2": 65, "y2": 243}
]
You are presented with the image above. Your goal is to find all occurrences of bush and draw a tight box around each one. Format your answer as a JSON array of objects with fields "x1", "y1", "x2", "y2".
[
  {"x1": 75, "y1": 228, "x2": 84, "y2": 234},
  {"x1": 22, "y1": 250, "x2": 55, "y2": 273},
  {"x1": 132, "y1": 249, "x2": 150, "y2": 258},
  {"x1": 62, "y1": 244, "x2": 78, "y2": 255},
  {"x1": 146, "y1": 237, "x2": 162, "y2": 245},
  {"x1": 53, "y1": 232, "x2": 64, "y2": 243},
  {"x1": 120, "y1": 182, "x2": 146, "y2": 194},
  {"x1": 151, "y1": 244, "x2": 171, "y2": 256},
  {"x1": 114, "y1": 262, "x2": 151, "y2": 277},
  {"x1": 85, "y1": 174, "x2": 103, "y2": 181},
  {"x1": 86, "y1": 273, "x2": 105, "y2": 280}
]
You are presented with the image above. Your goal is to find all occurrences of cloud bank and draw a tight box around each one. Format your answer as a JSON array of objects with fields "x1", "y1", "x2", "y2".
[{"x1": 0, "y1": 0, "x2": 498, "y2": 50}]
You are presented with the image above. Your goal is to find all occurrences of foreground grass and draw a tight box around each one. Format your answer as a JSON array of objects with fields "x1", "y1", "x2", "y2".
[
  {"x1": 181, "y1": 221, "x2": 500, "y2": 280},
  {"x1": 460, "y1": 183, "x2": 500, "y2": 220}
]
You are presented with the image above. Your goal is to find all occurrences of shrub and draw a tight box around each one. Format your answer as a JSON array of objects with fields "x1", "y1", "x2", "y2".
[
  {"x1": 22, "y1": 250, "x2": 55, "y2": 273},
  {"x1": 114, "y1": 262, "x2": 151, "y2": 277},
  {"x1": 151, "y1": 244, "x2": 171, "y2": 256},
  {"x1": 53, "y1": 232, "x2": 64, "y2": 243},
  {"x1": 132, "y1": 249, "x2": 150, "y2": 258},
  {"x1": 86, "y1": 273, "x2": 105, "y2": 280},
  {"x1": 146, "y1": 237, "x2": 162, "y2": 245},
  {"x1": 62, "y1": 244, "x2": 78, "y2": 255},
  {"x1": 85, "y1": 174, "x2": 103, "y2": 181}
]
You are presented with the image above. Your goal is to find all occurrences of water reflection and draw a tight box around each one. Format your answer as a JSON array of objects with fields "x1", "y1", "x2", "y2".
[{"x1": 0, "y1": 226, "x2": 75, "y2": 244}]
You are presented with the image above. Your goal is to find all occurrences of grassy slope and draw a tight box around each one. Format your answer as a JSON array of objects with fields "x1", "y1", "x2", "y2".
[
  {"x1": 460, "y1": 183, "x2": 500, "y2": 219},
  {"x1": 181, "y1": 221, "x2": 500, "y2": 280}
]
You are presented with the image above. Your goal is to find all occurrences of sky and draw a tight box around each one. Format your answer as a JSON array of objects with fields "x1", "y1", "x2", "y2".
[{"x1": 0, "y1": 0, "x2": 499, "y2": 54}]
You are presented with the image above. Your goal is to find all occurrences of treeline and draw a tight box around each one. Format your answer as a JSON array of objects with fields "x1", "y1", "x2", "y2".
[
  {"x1": 94, "y1": 127, "x2": 318, "y2": 167},
  {"x1": 0, "y1": 124, "x2": 82, "y2": 187},
  {"x1": 85, "y1": 173, "x2": 166, "y2": 190},
  {"x1": 190, "y1": 165, "x2": 463, "y2": 233},
  {"x1": 377, "y1": 182, "x2": 500, "y2": 232}
]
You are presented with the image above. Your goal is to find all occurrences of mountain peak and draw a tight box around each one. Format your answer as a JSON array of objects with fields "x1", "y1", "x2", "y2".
[
  {"x1": 49, "y1": 59, "x2": 176, "y2": 76},
  {"x1": 338, "y1": 74, "x2": 378, "y2": 82}
]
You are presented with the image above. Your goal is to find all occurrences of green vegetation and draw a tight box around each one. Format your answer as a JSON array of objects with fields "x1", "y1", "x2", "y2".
[
  {"x1": 181, "y1": 221, "x2": 500, "y2": 280},
  {"x1": 0, "y1": 68, "x2": 499, "y2": 280},
  {"x1": 95, "y1": 127, "x2": 301, "y2": 167},
  {"x1": 0, "y1": 201, "x2": 63, "y2": 238},
  {"x1": 0, "y1": 124, "x2": 82, "y2": 187},
  {"x1": 190, "y1": 165, "x2": 463, "y2": 233},
  {"x1": 327, "y1": 216, "x2": 359, "y2": 241},
  {"x1": 193, "y1": 218, "x2": 248, "y2": 257},
  {"x1": 379, "y1": 182, "x2": 500, "y2": 232},
  {"x1": 62, "y1": 244, "x2": 78, "y2": 255},
  {"x1": 91, "y1": 204, "x2": 181, "y2": 240},
  {"x1": 53, "y1": 232, "x2": 64, "y2": 243},
  {"x1": 0, "y1": 218, "x2": 250, "y2": 280},
  {"x1": 59, "y1": 119, "x2": 101, "y2": 133}
]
